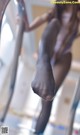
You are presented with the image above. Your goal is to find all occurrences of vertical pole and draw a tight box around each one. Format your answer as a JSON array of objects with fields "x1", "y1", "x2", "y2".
[
  {"x1": 67, "y1": 78, "x2": 80, "y2": 135},
  {"x1": 0, "y1": 1, "x2": 25, "y2": 122}
]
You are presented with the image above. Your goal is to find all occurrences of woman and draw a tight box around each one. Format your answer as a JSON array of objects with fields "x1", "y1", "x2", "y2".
[{"x1": 0, "y1": 0, "x2": 79, "y2": 134}]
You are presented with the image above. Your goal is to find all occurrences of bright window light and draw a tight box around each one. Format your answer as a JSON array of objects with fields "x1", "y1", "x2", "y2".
[
  {"x1": 1, "y1": 23, "x2": 13, "y2": 46},
  {"x1": 14, "y1": 0, "x2": 18, "y2": 5}
]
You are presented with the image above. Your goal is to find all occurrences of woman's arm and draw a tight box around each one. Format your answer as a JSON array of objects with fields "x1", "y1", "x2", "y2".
[
  {"x1": 17, "y1": 0, "x2": 56, "y2": 31},
  {"x1": 23, "y1": 7, "x2": 56, "y2": 32}
]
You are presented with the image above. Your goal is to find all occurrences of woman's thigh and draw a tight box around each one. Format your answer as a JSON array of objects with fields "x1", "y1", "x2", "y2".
[{"x1": 52, "y1": 52, "x2": 72, "y2": 94}]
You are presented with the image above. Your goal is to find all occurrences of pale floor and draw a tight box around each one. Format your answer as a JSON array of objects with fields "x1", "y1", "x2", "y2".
[
  {"x1": 4, "y1": 113, "x2": 67, "y2": 135},
  {"x1": 1, "y1": 113, "x2": 79, "y2": 135}
]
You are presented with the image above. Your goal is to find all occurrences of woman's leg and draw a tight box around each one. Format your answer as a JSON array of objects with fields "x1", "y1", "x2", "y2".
[
  {"x1": 35, "y1": 99, "x2": 53, "y2": 134},
  {"x1": 35, "y1": 52, "x2": 72, "y2": 134},
  {"x1": 31, "y1": 19, "x2": 60, "y2": 101}
]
